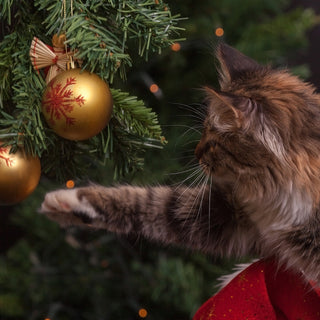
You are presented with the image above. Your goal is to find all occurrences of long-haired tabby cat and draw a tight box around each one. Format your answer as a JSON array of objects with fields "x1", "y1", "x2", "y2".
[{"x1": 40, "y1": 43, "x2": 320, "y2": 285}]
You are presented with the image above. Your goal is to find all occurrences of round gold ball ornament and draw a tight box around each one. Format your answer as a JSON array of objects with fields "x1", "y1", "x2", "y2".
[
  {"x1": 41, "y1": 68, "x2": 113, "y2": 140},
  {"x1": 0, "y1": 145, "x2": 41, "y2": 205}
]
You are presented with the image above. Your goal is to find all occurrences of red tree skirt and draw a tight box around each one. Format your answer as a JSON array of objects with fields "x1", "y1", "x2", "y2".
[{"x1": 193, "y1": 259, "x2": 320, "y2": 320}]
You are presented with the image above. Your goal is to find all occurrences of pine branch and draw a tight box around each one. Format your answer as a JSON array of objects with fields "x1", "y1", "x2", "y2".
[
  {"x1": 87, "y1": 89, "x2": 165, "y2": 179},
  {"x1": 35, "y1": 0, "x2": 185, "y2": 82},
  {"x1": 0, "y1": 32, "x2": 16, "y2": 108},
  {"x1": 0, "y1": 0, "x2": 184, "y2": 181},
  {"x1": 111, "y1": 89, "x2": 162, "y2": 139},
  {"x1": 1, "y1": 0, "x2": 14, "y2": 25}
]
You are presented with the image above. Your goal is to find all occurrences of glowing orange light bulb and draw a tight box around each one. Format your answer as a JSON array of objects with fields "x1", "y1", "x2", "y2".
[
  {"x1": 171, "y1": 42, "x2": 181, "y2": 52},
  {"x1": 66, "y1": 180, "x2": 75, "y2": 189},
  {"x1": 149, "y1": 84, "x2": 159, "y2": 93},
  {"x1": 138, "y1": 308, "x2": 148, "y2": 318},
  {"x1": 215, "y1": 27, "x2": 224, "y2": 37}
]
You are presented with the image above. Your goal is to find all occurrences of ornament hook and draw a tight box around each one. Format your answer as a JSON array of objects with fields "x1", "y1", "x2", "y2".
[{"x1": 67, "y1": 55, "x2": 76, "y2": 70}]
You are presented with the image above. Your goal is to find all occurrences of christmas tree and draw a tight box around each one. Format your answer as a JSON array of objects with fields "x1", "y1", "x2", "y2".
[
  {"x1": 0, "y1": 0, "x2": 183, "y2": 183},
  {"x1": 0, "y1": 0, "x2": 318, "y2": 319}
]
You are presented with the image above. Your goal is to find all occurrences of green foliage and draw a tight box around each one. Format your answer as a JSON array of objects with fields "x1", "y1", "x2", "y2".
[
  {"x1": 0, "y1": 0, "x2": 183, "y2": 181},
  {"x1": 35, "y1": 0, "x2": 184, "y2": 77},
  {"x1": 110, "y1": 88, "x2": 165, "y2": 178},
  {"x1": 236, "y1": 8, "x2": 318, "y2": 64},
  {"x1": 112, "y1": 89, "x2": 163, "y2": 139}
]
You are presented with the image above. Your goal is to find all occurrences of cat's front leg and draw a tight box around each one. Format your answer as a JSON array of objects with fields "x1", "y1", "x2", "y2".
[
  {"x1": 40, "y1": 188, "x2": 105, "y2": 228},
  {"x1": 40, "y1": 184, "x2": 256, "y2": 255},
  {"x1": 40, "y1": 185, "x2": 174, "y2": 235}
]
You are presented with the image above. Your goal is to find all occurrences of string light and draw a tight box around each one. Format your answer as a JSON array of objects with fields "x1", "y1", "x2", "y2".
[
  {"x1": 141, "y1": 72, "x2": 163, "y2": 98},
  {"x1": 215, "y1": 27, "x2": 224, "y2": 37},
  {"x1": 149, "y1": 84, "x2": 159, "y2": 93},
  {"x1": 171, "y1": 42, "x2": 181, "y2": 52},
  {"x1": 66, "y1": 179, "x2": 75, "y2": 188},
  {"x1": 138, "y1": 308, "x2": 148, "y2": 318}
]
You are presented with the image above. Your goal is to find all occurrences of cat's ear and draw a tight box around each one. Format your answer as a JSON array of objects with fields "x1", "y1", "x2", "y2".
[
  {"x1": 216, "y1": 43, "x2": 261, "y2": 87},
  {"x1": 204, "y1": 87, "x2": 255, "y2": 130},
  {"x1": 205, "y1": 88, "x2": 286, "y2": 160}
]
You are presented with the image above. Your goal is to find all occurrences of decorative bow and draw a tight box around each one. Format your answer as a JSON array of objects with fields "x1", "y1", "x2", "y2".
[{"x1": 30, "y1": 34, "x2": 74, "y2": 83}]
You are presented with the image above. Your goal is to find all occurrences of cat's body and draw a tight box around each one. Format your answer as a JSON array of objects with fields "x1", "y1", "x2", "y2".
[{"x1": 40, "y1": 44, "x2": 320, "y2": 284}]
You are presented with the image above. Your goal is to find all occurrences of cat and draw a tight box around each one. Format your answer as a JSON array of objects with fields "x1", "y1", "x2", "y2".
[{"x1": 40, "y1": 43, "x2": 320, "y2": 285}]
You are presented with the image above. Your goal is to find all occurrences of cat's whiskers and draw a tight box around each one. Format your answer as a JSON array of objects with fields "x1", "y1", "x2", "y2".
[
  {"x1": 188, "y1": 161, "x2": 216, "y2": 243},
  {"x1": 177, "y1": 114, "x2": 206, "y2": 126},
  {"x1": 172, "y1": 154, "x2": 198, "y2": 162},
  {"x1": 175, "y1": 167, "x2": 207, "y2": 200},
  {"x1": 179, "y1": 170, "x2": 207, "y2": 209},
  {"x1": 178, "y1": 124, "x2": 202, "y2": 135},
  {"x1": 172, "y1": 164, "x2": 203, "y2": 191},
  {"x1": 180, "y1": 140, "x2": 202, "y2": 150},
  {"x1": 207, "y1": 176, "x2": 213, "y2": 242},
  {"x1": 186, "y1": 174, "x2": 210, "y2": 242},
  {"x1": 182, "y1": 168, "x2": 208, "y2": 216},
  {"x1": 180, "y1": 118, "x2": 205, "y2": 127},
  {"x1": 172, "y1": 168, "x2": 208, "y2": 238},
  {"x1": 174, "y1": 102, "x2": 207, "y2": 120},
  {"x1": 162, "y1": 124, "x2": 202, "y2": 135},
  {"x1": 169, "y1": 163, "x2": 201, "y2": 176},
  {"x1": 166, "y1": 155, "x2": 198, "y2": 182},
  {"x1": 166, "y1": 103, "x2": 206, "y2": 141},
  {"x1": 198, "y1": 161, "x2": 213, "y2": 177},
  {"x1": 180, "y1": 171, "x2": 208, "y2": 231},
  {"x1": 195, "y1": 174, "x2": 210, "y2": 222}
]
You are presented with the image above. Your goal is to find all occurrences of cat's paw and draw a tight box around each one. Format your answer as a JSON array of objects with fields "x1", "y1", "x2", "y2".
[{"x1": 39, "y1": 189, "x2": 99, "y2": 227}]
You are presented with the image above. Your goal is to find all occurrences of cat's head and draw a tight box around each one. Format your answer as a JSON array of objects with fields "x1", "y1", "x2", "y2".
[{"x1": 196, "y1": 43, "x2": 320, "y2": 204}]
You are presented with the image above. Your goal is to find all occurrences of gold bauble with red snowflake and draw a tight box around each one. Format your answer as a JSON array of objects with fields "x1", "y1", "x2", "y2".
[
  {"x1": 41, "y1": 68, "x2": 113, "y2": 140},
  {"x1": 0, "y1": 145, "x2": 41, "y2": 205}
]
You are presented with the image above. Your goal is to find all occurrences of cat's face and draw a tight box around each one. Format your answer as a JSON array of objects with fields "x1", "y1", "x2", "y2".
[{"x1": 196, "y1": 44, "x2": 320, "y2": 196}]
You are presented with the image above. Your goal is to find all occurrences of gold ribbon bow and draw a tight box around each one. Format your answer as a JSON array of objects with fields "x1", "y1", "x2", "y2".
[{"x1": 30, "y1": 34, "x2": 74, "y2": 83}]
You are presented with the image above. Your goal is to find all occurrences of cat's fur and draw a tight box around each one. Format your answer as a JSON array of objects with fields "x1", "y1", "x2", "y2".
[{"x1": 40, "y1": 43, "x2": 320, "y2": 284}]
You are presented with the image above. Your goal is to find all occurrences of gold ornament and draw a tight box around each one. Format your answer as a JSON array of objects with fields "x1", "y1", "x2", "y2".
[
  {"x1": 0, "y1": 145, "x2": 41, "y2": 205},
  {"x1": 41, "y1": 68, "x2": 113, "y2": 140}
]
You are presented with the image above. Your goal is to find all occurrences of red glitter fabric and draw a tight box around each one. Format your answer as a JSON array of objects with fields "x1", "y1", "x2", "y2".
[{"x1": 193, "y1": 259, "x2": 320, "y2": 320}]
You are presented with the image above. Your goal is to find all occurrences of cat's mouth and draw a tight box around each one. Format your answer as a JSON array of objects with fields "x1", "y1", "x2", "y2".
[
  {"x1": 199, "y1": 159, "x2": 214, "y2": 175},
  {"x1": 199, "y1": 161, "x2": 236, "y2": 187}
]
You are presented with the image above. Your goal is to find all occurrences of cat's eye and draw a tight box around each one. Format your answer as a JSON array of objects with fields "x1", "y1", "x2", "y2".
[{"x1": 209, "y1": 142, "x2": 217, "y2": 151}]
